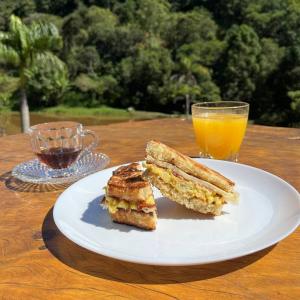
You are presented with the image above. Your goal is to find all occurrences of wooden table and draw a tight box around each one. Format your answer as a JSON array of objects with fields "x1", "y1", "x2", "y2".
[{"x1": 0, "y1": 119, "x2": 299, "y2": 299}]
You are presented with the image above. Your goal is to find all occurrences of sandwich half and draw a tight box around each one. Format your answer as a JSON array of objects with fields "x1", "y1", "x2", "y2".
[
  {"x1": 103, "y1": 163, "x2": 157, "y2": 230},
  {"x1": 145, "y1": 141, "x2": 238, "y2": 216}
]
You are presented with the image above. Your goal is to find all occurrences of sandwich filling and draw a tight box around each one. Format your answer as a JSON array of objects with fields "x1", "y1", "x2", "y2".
[
  {"x1": 103, "y1": 194, "x2": 156, "y2": 214},
  {"x1": 146, "y1": 140, "x2": 235, "y2": 192},
  {"x1": 146, "y1": 163, "x2": 224, "y2": 208},
  {"x1": 146, "y1": 156, "x2": 238, "y2": 203},
  {"x1": 103, "y1": 162, "x2": 157, "y2": 216}
]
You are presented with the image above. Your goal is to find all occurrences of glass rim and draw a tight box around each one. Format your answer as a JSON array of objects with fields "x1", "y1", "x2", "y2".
[
  {"x1": 29, "y1": 121, "x2": 82, "y2": 132},
  {"x1": 192, "y1": 101, "x2": 249, "y2": 110}
]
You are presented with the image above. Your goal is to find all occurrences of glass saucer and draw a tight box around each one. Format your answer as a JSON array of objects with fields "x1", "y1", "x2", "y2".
[{"x1": 12, "y1": 152, "x2": 110, "y2": 184}]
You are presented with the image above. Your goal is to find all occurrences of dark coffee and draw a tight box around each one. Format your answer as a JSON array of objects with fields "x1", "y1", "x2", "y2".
[{"x1": 36, "y1": 147, "x2": 81, "y2": 169}]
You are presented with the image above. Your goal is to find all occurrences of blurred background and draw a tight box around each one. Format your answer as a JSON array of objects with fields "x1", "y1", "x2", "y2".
[{"x1": 0, "y1": 0, "x2": 300, "y2": 135}]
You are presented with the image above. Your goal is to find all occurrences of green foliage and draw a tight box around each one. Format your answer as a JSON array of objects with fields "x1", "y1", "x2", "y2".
[
  {"x1": 61, "y1": 5, "x2": 118, "y2": 61},
  {"x1": 26, "y1": 61, "x2": 69, "y2": 107},
  {"x1": 0, "y1": 1, "x2": 36, "y2": 30},
  {"x1": 118, "y1": 38, "x2": 173, "y2": 108},
  {"x1": 258, "y1": 38, "x2": 285, "y2": 79},
  {"x1": 220, "y1": 24, "x2": 262, "y2": 101},
  {"x1": 82, "y1": 0, "x2": 118, "y2": 10},
  {"x1": 170, "y1": 56, "x2": 220, "y2": 103},
  {"x1": 24, "y1": 13, "x2": 64, "y2": 30},
  {"x1": 39, "y1": 105, "x2": 168, "y2": 119},
  {"x1": 0, "y1": 15, "x2": 63, "y2": 72},
  {"x1": 0, "y1": 15, "x2": 66, "y2": 111},
  {"x1": 288, "y1": 91, "x2": 300, "y2": 112},
  {"x1": 166, "y1": 9, "x2": 218, "y2": 49},
  {"x1": 0, "y1": 0, "x2": 300, "y2": 126},
  {"x1": 133, "y1": 0, "x2": 171, "y2": 35},
  {"x1": 35, "y1": 0, "x2": 78, "y2": 16},
  {"x1": 67, "y1": 46, "x2": 101, "y2": 77},
  {"x1": 105, "y1": 24, "x2": 144, "y2": 62},
  {"x1": 0, "y1": 71, "x2": 19, "y2": 106},
  {"x1": 288, "y1": 91, "x2": 300, "y2": 127},
  {"x1": 244, "y1": 0, "x2": 300, "y2": 45},
  {"x1": 177, "y1": 40, "x2": 225, "y2": 68},
  {"x1": 73, "y1": 73, "x2": 118, "y2": 106}
]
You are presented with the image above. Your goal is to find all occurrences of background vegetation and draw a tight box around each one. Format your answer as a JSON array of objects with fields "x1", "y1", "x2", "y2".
[{"x1": 1, "y1": 0, "x2": 300, "y2": 127}]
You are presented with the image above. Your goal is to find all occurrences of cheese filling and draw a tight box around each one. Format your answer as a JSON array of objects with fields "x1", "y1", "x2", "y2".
[{"x1": 146, "y1": 163, "x2": 224, "y2": 206}]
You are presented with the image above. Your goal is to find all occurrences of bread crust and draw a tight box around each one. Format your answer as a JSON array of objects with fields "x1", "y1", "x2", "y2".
[
  {"x1": 107, "y1": 163, "x2": 152, "y2": 202},
  {"x1": 145, "y1": 160, "x2": 238, "y2": 203},
  {"x1": 146, "y1": 140, "x2": 234, "y2": 192},
  {"x1": 110, "y1": 209, "x2": 157, "y2": 230}
]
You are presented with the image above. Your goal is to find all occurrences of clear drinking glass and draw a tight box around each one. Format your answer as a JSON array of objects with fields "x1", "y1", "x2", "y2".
[
  {"x1": 28, "y1": 121, "x2": 99, "y2": 177},
  {"x1": 192, "y1": 101, "x2": 249, "y2": 162}
]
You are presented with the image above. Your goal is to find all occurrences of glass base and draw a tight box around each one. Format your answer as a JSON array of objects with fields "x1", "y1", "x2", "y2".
[
  {"x1": 12, "y1": 152, "x2": 110, "y2": 184},
  {"x1": 44, "y1": 165, "x2": 80, "y2": 178},
  {"x1": 198, "y1": 152, "x2": 239, "y2": 162}
]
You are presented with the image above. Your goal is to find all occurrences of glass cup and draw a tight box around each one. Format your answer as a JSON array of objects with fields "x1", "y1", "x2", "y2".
[
  {"x1": 192, "y1": 101, "x2": 249, "y2": 162},
  {"x1": 28, "y1": 121, "x2": 99, "y2": 177}
]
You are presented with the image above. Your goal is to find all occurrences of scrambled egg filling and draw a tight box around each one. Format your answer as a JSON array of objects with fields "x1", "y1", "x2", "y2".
[
  {"x1": 105, "y1": 195, "x2": 155, "y2": 214},
  {"x1": 146, "y1": 163, "x2": 223, "y2": 206}
]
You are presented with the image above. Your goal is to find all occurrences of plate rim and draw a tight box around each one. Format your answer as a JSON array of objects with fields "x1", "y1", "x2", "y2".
[{"x1": 53, "y1": 159, "x2": 300, "y2": 266}]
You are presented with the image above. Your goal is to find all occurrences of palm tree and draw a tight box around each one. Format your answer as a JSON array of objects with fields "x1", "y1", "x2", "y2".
[
  {"x1": 0, "y1": 15, "x2": 65, "y2": 132},
  {"x1": 170, "y1": 56, "x2": 202, "y2": 119}
]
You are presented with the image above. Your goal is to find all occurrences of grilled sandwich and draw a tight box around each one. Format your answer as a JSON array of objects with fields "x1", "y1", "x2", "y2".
[
  {"x1": 145, "y1": 141, "x2": 238, "y2": 216},
  {"x1": 103, "y1": 163, "x2": 157, "y2": 230}
]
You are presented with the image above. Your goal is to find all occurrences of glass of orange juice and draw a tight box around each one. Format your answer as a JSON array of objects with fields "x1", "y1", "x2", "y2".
[{"x1": 192, "y1": 101, "x2": 249, "y2": 161}]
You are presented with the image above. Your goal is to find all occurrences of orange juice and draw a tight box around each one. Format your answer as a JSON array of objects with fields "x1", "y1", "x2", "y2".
[{"x1": 192, "y1": 113, "x2": 248, "y2": 160}]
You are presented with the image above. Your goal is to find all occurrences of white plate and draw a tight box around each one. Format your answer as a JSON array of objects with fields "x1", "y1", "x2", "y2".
[{"x1": 53, "y1": 159, "x2": 300, "y2": 266}]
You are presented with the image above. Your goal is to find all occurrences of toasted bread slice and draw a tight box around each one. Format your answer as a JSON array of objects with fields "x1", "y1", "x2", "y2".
[
  {"x1": 146, "y1": 164, "x2": 224, "y2": 216},
  {"x1": 146, "y1": 140, "x2": 234, "y2": 192},
  {"x1": 107, "y1": 163, "x2": 153, "y2": 202},
  {"x1": 111, "y1": 208, "x2": 157, "y2": 230},
  {"x1": 105, "y1": 163, "x2": 157, "y2": 230},
  {"x1": 146, "y1": 157, "x2": 238, "y2": 203}
]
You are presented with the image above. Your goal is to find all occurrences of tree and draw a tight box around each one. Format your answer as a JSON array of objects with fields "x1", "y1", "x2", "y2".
[
  {"x1": 288, "y1": 90, "x2": 300, "y2": 122},
  {"x1": 177, "y1": 40, "x2": 225, "y2": 68},
  {"x1": 116, "y1": 0, "x2": 171, "y2": 34},
  {"x1": 0, "y1": 0, "x2": 36, "y2": 30},
  {"x1": 66, "y1": 46, "x2": 101, "y2": 78},
  {"x1": 0, "y1": 15, "x2": 64, "y2": 132},
  {"x1": 82, "y1": 0, "x2": 118, "y2": 10},
  {"x1": 118, "y1": 36, "x2": 174, "y2": 109},
  {"x1": 0, "y1": 72, "x2": 18, "y2": 135},
  {"x1": 35, "y1": 0, "x2": 78, "y2": 16},
  {"x1": 252, "y1": 38, "x2": 285, "y2": 119},
  {"x1": 104, "y1": 24, "x2": 144, "y2": 62},
  {"x1": 62, "y1": 6, "x2": 118, "y2": 61},
  {"x1": 26, "y1": 61, "x2": 69, "y2": 108},
  {"x1": 219, "y1": 24, "x2": 262, "y2": 102},
  {"x1": 170, "y1": 57, "x2": 201, "y2": 119},
  {"x1": 244, "y1": 0, "x2": 300, "y2": 45},
  {"x1": 24, "y1": 13, "x2": 64, "y2": 31},
  {"x1": 169, "y1": 0, "x2": 250, "y2": 27},
  {"x1": 0, "y1": 0, "x2": 298, "y2": 127},
  {"x1": 170, "y1": 55, "x2": 220, "y2": 118},
  {"x1": 134, "y1": 0, "x2": 171, "y2": 35},
  {"x1": 166, "y1": 9, "x2": 219, "y2": 50},
  {"x1": 176, "y1": 37, "x2": 225, "y2": 99},
  {"x1": 73, "y1": 73, "x2": 118, "y2": 106},
  {"x1": 0, "y1": 71, "x2": 19, "y2": 106}
]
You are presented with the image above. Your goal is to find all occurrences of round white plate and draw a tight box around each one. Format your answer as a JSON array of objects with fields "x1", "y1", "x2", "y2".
[{"x1": 53, "y1": 159, "x2": 300, "y2": 266}]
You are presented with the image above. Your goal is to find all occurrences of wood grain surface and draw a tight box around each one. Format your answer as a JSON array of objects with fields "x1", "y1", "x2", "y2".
[{"x1": 0, "y1": 119, "x2": 299, "y2": 300}]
